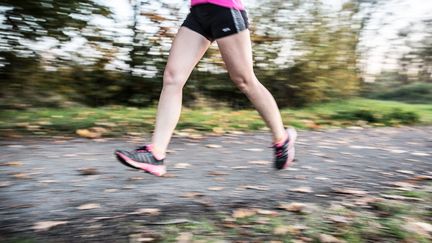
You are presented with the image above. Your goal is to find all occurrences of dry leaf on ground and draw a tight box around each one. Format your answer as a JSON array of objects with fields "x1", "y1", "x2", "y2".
[
  {"x1": 243, "y1": 185, "x2": 269, "y2": 191},
  {"x1": 32, "y1": 221, "x2": 68, "y2": 231},
  {"x1": 277, "y1": 202, "x2": 306, "y2": 213},
  {"x1": 289, "y1": 186, "x2": 313, "y2": 193},
  {"x1": 77, "y1": 203, "x2": 101, "y2": 210},
  {"x1": 0, "y1": 161, "x2": 22, "y2": 167},
  {"x1": 206, "y1": 144, "x2": 222, "y2": 148},
  {"x1": 232, "y1": 208, "x2": 256, "y2": 219},
  {"x1": 248, "y1": 160, "x2": 271, "y2": 165},
  {"x1": 174, "y1": 163, "x2": 191, "y2": 169},
  {"x1": 208, "y1": 187, "x2": 224, "y2": 191},
  {"x1": 132, "y1": 208, "x2": 160, "y2": 216},
  {"x1": 332, "y1": 188, "x2": 368, "y2": 196},
  {"x1": 319, "y1": 233, "x2": 345, "y2": 243},
  {"x1": 77, "y1": 167, "x2": 98, "y2": 176}
]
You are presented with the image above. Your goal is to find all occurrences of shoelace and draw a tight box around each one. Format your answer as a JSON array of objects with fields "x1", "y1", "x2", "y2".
[
  {"x1": 274, "y1": 145, "x2": 285, "y2": 158},
  {"x1": 135, "y1": 146, "x2": 149, "y2": 153}
]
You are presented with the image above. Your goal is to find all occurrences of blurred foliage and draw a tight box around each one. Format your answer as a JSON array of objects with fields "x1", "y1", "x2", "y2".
[
  {"x1": 364, "y1": 82, "x2": 432, "y2": 104},
  {"x1": 331, "y1": 108, "x2": 420, "y2": 125},
  {"x1": 0, "y1": 0, "x2": 430, "y2": 109}
]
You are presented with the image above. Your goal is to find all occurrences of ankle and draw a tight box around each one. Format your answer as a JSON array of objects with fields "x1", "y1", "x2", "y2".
[
  {"x1": 273, "y1": 132, "x2": 288, "y2": 146},
  {"x1": 147, "y1": 144, "x2": 166, "y2": 160}
]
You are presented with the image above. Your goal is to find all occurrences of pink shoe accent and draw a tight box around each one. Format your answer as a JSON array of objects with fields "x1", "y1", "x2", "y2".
[
  {"x1": 274, "y1": 132, "x2": 289, "y2": 147},
  {"x1": 116, "y1": 152, "x2": 166, "y2": 177},
  {"x1": 145, "y1": 144, "x2": 154, "y2": 152},
  {"x1": 283, "y1": 127, "x2": 297, "y2": 169},
  {"x1": 142, "y1": 144, "x2": 165, "y2": 161}
]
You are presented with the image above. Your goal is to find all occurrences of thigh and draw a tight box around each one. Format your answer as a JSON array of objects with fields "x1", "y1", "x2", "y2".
[
  {"x1": 216, "y1": 30, "x2": 254, "y2": 80},
  {"x1": 165, "y1": 26, "x2": 211, "y2": 79}
]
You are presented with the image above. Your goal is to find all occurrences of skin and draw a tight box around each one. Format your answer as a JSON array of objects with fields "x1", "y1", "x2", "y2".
[{"x1": 151, "y1": 27, "x2": 286, "y2": 159}]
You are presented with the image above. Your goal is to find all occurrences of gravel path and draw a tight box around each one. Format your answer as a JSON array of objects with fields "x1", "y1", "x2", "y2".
[{"x1": 1, "y1": 126, "x2": 431, "y2": 241}]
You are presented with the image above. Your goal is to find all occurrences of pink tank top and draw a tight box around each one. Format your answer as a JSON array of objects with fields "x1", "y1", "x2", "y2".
[{"x1": 191, "y1": 0, "x2": 245, "y2": 10}]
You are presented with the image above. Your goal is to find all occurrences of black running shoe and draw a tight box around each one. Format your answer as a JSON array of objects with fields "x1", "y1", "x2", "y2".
[
  {"x1": 115, "y1": 145, "x2": 166, "y2": 176},
  {"x1": 273, "y1": 127, "x2": 297, "y2": 170}
]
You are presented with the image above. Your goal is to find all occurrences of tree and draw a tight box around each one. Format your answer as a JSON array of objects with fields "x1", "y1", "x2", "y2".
[{"x1": 0, "y1": 0, "x2": 112, "y2": 107}]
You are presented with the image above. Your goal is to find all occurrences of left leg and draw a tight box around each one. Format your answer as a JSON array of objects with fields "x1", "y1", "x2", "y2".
[{"x1": 216, "y1": 30, "x2": 286, "y2": 144}]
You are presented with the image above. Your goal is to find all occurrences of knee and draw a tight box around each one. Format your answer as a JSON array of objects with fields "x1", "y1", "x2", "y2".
[
  {"x1": 163, "y1": 69, "x2": 186, "y2": 90},
  {"x1": 230, "y1": 73, "x2": 257, "y2": 93}
]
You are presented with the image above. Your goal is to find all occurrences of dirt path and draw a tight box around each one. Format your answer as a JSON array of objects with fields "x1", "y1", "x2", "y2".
[{"x1": 1, "y1": 126, "x2": 431, "y2": 241}]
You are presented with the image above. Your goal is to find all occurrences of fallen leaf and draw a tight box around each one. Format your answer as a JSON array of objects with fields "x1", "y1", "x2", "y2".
[
  {"x1": 232, "y1": 166, "x2": 249, "y2": 170},
  {"x1": 273, "y1": 225, "x2": 291, "y2": 235},
  {"x1": 404, "y1": 221, "x2": 432, "y2": 237},
  {"x1": 277, "y1": 202, "x2": 306, "y2": 213},
  {"x1": 248, "y1": 160, "x2": 271, "y2": 165},
  {"x1": 129, "y1": 234, "x2": 156, "y2": 243},
  {"x1": 319, "y1": 233, "x2": 344, "y2": 243},
  {"x1": 396, "y1": 170, "x2": 415, "y2": 175},
  {"x1": 12, "y1": 173, "x2": 31, "y2": 179},
  {"x1": 388, "y1": 181, "x2": 416, "y2": 190},
  {"x1": 256, "y1": 209, "x2": 278, "y2": 216},
  {"x1": 387, "y1": 149, "x2": 407, "y2": 154},
  {"x1": 274, "y1": 225, "x2": 307, "y2": 236},
  {"x1": 77, "y1": 167, "x2": 98, "y2": 176},
  {"x1": 104, "y1": 189, "x2": 118, "y2": 193},
  {"x1": 289, "y1": 186, "x2": 313, "y2": 193},
  {"x1": 77, "y1": 203, "x2": 101, "y2": 210},
  {"x1": 411, "y1": 175, "x2": 432, "y2": 181},
  {"x1": 0, "y1": 161, "x2": 22, "y2": 167},
  {"x1": 411, "y1": 152, "x2": 430, "y2": 157},
  {"x1": 180, "y1": 192, "x2": 204, "y2": 199},
  {"x1": 332, "y1": 188, "x2": 368, "y2": 196},
  {"x1": 243, "y1": 185, "x2": 269, "y2": 191},
  {"x1": 208, "y1": 171, "x2": 229, "y2": 176},
  {"x1": 380, "y1": 194, "x2": 423, "y2": 201},
  {"x1": 212, "y1": 127, "x2": 225, "y2": 134},
  {"x1": 162, "y1": 173, "x2": 176, "y2": 178},
  {"x1": 0, "y1": 181, "x2": 12, "y2": 187},
  {"x1": 76, "y1": 129, "x2": 101, "y2": 139},
  {"x1": 32, "y1": 221, "x2": 68, "y2": 231},
  {"x1": 353, "y1": 196, "x2": 381, "y2": 206},
  {"x1": 176, "y1": 232, "x2": 193, "y2": 243},
  {"x1": 174, "y1": 163, "x2": 191, "y2": 169},
  {"x1": 327, "y1": 215, "x2": 351, "y2": 224},
  {"x1": 242, "y1": 148, "x2": 264, "y2": 152},
  {"x1": 206, "y1": 144, "x2": 222, "y2": 148},
  {"x1": 208, "y1": 187, "x2": 224, "y2": 191},
  {"x1": 132, "y1": 208, "x2": 160, "y2": 216},
  {"x1": 146, "y1": 219, "x2": 190, "y2": 225},
  {"x1": 232, "y1": 208, "x2": 256, "y2": 219},
  {"x1": 91, "y1": 126, "x2": 108, "y2": 133}
]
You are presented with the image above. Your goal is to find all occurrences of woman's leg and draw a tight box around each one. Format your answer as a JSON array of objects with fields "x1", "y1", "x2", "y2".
[
  {"x1": 216, "y1": 30, "x2": 286, "y2": 144},
  {"x1": 151, "y1": 27, "x2": 211, "y2": 158}
]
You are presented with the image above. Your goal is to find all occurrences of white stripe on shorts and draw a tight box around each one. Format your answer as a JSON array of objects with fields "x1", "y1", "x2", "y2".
[{"x1": 230, "y1": 8, "x2": 245, "y2": 32}]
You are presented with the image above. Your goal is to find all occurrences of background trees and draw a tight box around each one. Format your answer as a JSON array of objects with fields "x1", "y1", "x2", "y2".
[{"x1": 0, "y1": 0, "x2": 430, "y2": 108}]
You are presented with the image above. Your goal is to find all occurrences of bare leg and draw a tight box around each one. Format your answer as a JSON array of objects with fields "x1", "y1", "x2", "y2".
[
  {"x1": 151, "y1": 27, "x2": 211, "y2": 158},
  {"x1": 216, "y1": 30, "x2": 286, "y2": 143}
]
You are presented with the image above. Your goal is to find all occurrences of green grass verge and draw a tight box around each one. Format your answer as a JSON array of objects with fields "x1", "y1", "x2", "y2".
[{"x1": 1, "y1": 98, "x2": 431, "y2": 137}]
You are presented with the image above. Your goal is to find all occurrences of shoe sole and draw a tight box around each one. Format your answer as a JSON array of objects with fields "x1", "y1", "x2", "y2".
[
  {"x1": 283, "y1": 127, "x2": 297, "y2": 169},
  {"x1": 115, "y1": 152, "x2": 166, "y2": 177}
]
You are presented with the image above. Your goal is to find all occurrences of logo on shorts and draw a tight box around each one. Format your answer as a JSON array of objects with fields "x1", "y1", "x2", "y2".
[{"x1": 222, "y1": 27, "x2": 231, "y2": 32}]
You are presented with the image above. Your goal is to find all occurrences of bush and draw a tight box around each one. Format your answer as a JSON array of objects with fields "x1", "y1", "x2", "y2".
[
  {"x1": 366, "y1": 82, "x2": 432, "y2": 104},
  {"x1": 331, "y1": 108, "x2": 420, "y2": 125}
]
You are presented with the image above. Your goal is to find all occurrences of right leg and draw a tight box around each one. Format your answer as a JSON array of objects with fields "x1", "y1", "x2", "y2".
[{"x1": 151, "y1": 27, "x2": 211, "y2": 158}]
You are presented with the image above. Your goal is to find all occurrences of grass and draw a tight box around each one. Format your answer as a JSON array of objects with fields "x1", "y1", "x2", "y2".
[
  {"x1": 152, "y1": 185, "x2": 432, "y2": 242},
  {"x1": 1, "y1": 98, "x2": 432, "y2": 137}
]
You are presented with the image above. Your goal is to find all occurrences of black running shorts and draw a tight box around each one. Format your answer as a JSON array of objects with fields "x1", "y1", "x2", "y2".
[{"x1": 181, "y1": 3, "x2": 249, "y2": 41}]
